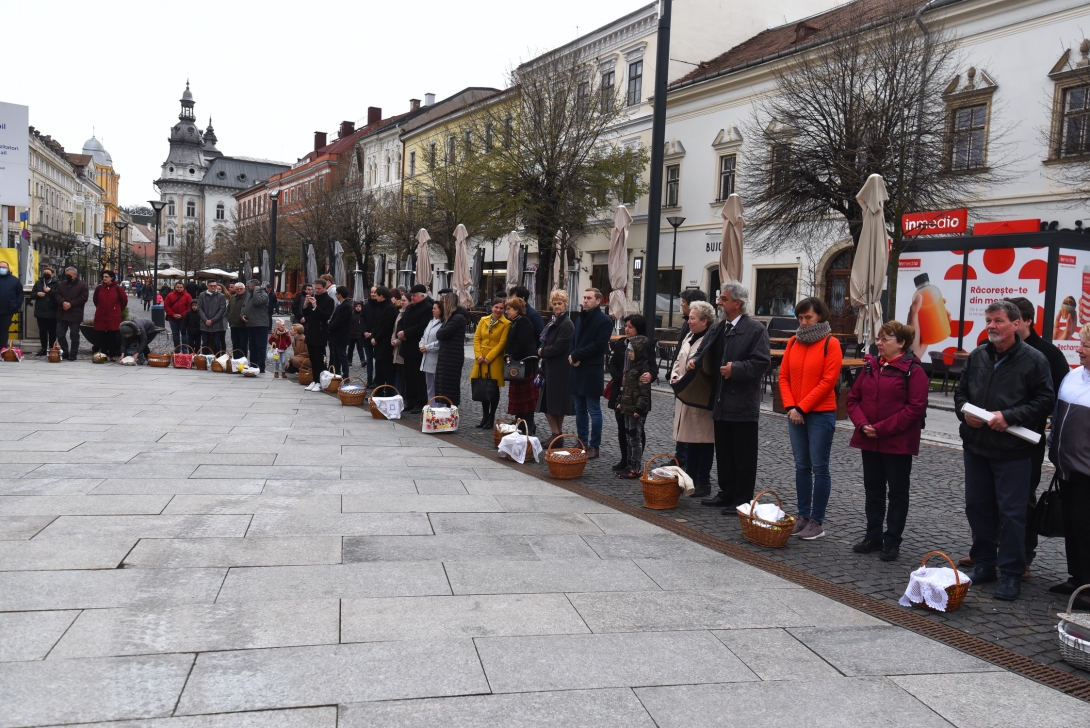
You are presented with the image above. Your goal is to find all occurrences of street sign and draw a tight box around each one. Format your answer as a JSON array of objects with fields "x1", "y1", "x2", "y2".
[
  {"x1": 902, "y1": 209, "x2": 968, "y2": 237},
  {"x1": 0, "y1": 102, "x2": 30, "y2": 207}
]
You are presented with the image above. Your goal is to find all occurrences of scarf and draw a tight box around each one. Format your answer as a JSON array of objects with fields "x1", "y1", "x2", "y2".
[
  {"x1": 487, "y1": 314, "x2": 504, "y2": 334},
  {"x1": 795, "y1": 320, "x2": 831, "y2": 345},
  {"x1": 540, "y1": 311, "x2": 565, "y2": 345}
]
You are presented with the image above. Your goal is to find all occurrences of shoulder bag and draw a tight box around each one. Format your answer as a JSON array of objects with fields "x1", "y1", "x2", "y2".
[
  {"x1": 504, "y1": 355, "x2": 539, "y2": 382},
  {"x1": 471, "y1": 362, "x2": 499, "y2": 402}
]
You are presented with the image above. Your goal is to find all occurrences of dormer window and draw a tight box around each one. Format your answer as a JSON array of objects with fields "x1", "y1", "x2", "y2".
[{"x1": 795, "y1": 22, "x2": 819, "y2": 43}]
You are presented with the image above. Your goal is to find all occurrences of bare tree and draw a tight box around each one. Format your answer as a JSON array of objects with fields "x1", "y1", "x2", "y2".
[
  {"x1": 742, "y1": 0, "x2": 1010, "y2": 316},
  {"x1": 176, "y1": 223, "x2": 209, "y2": 281},
  {"x1": 328, "y1": 167, "x2": 382, "y2": 288}
]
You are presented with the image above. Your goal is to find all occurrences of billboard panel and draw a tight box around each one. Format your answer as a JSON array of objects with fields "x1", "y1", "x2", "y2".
[
  {"x1": 1053, "y1": 248, "x2": 1090, "y2": 366},
  {"x1": 0, "y1": 102, "x2": 29, "y2": 207}
]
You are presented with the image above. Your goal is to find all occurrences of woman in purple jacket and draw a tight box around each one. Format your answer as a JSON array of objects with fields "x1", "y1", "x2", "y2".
[{"x1": 846, "y1": 321, "x2": 929, "y2": 562}]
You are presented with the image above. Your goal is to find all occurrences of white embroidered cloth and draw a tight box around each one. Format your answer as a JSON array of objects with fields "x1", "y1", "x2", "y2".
[
  {"x1": 119, "y1": 356, "x2": 136, "y2": 366},
  {"x1": 899, "y1": 566, "x2": 972, "y2": 611},
  {"x1": 498, "y1": 432, "x2": 542, "y2": 464},
  {"x1": 373, "y1": 395, "x2": 404, "y2": 420},
  {"x1": 651, "y1": 466, "x2": 695, "y2": 495},
  {"x1": 735, "y1": 500, "x2": 788, "y2": 529}
]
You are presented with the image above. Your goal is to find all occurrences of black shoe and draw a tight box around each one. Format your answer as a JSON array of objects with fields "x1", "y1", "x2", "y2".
[
  {"x1": 852, "y1": 538, "x2": 883, "y2": 554},
  {"x1": 701, "y1": 493, "x2": 730, "y2": 507},
  {"x1": 476, "y1": 418, "x2": 488, "y2": 429},
  {"x1": 611, "y1": 460, "x2": 628, "y2": 472},
  {"x1": 35, "y1": 351, "x2": 46, "y2": 356},
  {"x1": 879, "y1": 545, "x2": 900, "y2": 562},
  {"x1": 995, "y1": 574, "x2": 1022, "y2": 601},
  {"x1": 1049, "y1": 580, "x2": 1078, "y2": 595},
  {"x1": 966, "y1": 564, "x2": 998, "y2": 584},
  {"x1": 690, "y1": 486, "x2": 711, "y2": 499}
]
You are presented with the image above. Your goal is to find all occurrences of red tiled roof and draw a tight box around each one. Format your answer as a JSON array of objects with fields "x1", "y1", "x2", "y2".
[
  {"x1": 67, "y1": 153, "x2": 93, "y2": 167},
  {"x1": 670, "y1": 0, "x2": 928, "y2": 89}
]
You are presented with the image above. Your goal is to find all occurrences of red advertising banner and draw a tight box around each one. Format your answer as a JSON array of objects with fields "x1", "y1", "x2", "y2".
[
  {"x1": 973, "y1": 219, "x2": 1041, "y2": 236},
  {"x1": 902, "y1": 209, "x2": 968, "y2": 237}
]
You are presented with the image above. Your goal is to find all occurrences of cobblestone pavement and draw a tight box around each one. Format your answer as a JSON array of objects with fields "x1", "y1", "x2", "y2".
[{"x1": 437, "y1": 359, "x2": 1089, "y2": 680}]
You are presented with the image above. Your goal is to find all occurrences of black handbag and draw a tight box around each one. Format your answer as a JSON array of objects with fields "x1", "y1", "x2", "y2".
[
  {"x1": 504, "y1": 355, "x2": 538, "y2": 382},
  {"x1": 471, "y1": 363, "x2": 499, "y2": 402},
  {"x1": 1030, "y1": 473, "x2": 1065, "y2": 538}
]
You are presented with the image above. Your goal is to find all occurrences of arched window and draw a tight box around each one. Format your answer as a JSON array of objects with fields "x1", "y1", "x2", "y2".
[
  {"x1": 166, "y1": 229, "x2": 175, "y2": 247},
  {"x1": 385, "y1": 156, "x2": 391, "y2": 182},
  {"x1": 167, "y1": 199, "x2": 176, "y2": 217},
  {"x1": 186, "y1": 200, "x2": 195, "y2": 217}
]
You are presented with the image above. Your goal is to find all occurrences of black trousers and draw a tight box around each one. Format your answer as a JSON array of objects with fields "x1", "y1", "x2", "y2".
[
  {"x1": 0, "y1": 312, "x2": 12, "y2": 349},
  {"x1": 308, "y1": 336, "x2": 328, "y2": 376},
  {"x1": 964, "y1": 451, "x2": 1031, "y2": 577},
  {"x1": 202, "y1": 331, "x2": 226, "y2": 354},
  {"x1": 685, "y1": 442, "x2": 715, "y2": 487},
  {"x1": 615, "y1": 408, "x2": 645, "y2": 464},
  {"x1": 373, "y1": 348, "x2": 394, "y2": 387},
  {"x1": 1060, "y1": 472, "x2": 1090, "y2": 586},
  {"x1": 861, "y1": 450, "x2": 913, "y2": 548},
  {"x1": 402, "y1": 351, "x2": 426, "y2": 409},
  {"x1": 713, "y1": 420, "x2": 760, "y2": 507},
  {"x1": 36, "y1": 317, "x2": 57, "y2": 351},
  {"x1": 248, "y1": 327, "x2": 269, "y2": 373},
  {"x1": 57, "y1": 320, "x2": 80, "y2": 357},
  {"x1": 1024, "y1": 441, "x2": 1046, "y2": 564}
]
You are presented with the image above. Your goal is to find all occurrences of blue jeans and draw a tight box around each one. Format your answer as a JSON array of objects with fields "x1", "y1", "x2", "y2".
[
  {"x1": 788, "y1": 411, "x2": 836, "y2": 523},
  {"x1": 168, "y1": 319, "x2": 184, "y2": 348},
  {"x1": 572, "y1": 394, "x2": 603, "y2": 450}
]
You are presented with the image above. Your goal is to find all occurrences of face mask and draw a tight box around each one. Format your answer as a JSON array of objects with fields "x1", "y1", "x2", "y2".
[
  {"x1": 43, "y1": 274, "x2": 51, "y2": 281},
  {"x1": 0, "y1": 268, "x2": 8, "y2": 276},
  {"x1": 67, "y1": 275, "x2": 75, "y2": 282}
]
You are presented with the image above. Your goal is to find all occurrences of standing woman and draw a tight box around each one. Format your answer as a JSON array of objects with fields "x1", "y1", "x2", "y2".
[
  {"x1": 779, "y1": 297, "x2": 843, "y2": 540},
  {"x1": 471, "y1": 297, "x2": 510, "y2": 429},
  {"x1": 538, "y1": 290, "x2": 575, "y2": 444},
  {"x1": 504, "y1": 296, "x2": 540, "y2": 435},
  {"x1": 607, "y1": 315, "x2": 656, "y2": 472},
  {"x1": 846, "y1": 321, "x2": 928, "y2": 561},
  {"x1": 434, "y1": 292, "x2": 469, "y2": 406},
  {"x1": 420, "y1": 301, "x2": 443, "y2": 402},
  {"x1": 670, "y1": 301, "x2": 717, "y2": 497},
  {"x1": 93, "y1": 270, "x2": 128, "y2": 359}
]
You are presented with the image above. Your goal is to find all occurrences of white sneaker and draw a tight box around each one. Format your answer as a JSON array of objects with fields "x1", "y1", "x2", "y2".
[{"x1": 305, "y1": 382, "x2": 317, "y2": 391}]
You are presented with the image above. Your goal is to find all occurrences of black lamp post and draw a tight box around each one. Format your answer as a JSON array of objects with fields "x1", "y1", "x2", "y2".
[
  {"x1": 149, "y1": 200, "x2": 166, "y2": 326},
  {"x1": 112, "y1": 219, "x2": 129, "y2": 280},
  {"x1": 665, "y1": 215, "x2": 685, "y2": 327},
  {"x1": 94, "y1": 232, "x2": 106, "y2": 271},
  {"x1": 268, "y1": 189, "x2": 279, "y2": 290}
]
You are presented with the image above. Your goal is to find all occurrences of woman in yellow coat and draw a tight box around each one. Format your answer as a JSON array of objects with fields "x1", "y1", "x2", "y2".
[{"x1": 472, "y1": 296, "x2": 511, "y2": 428}]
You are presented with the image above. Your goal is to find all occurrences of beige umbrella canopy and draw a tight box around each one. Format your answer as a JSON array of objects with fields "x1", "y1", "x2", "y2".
[
  {"x1": 719, "y1": 194, "x2": 744, "y2": 286},
  {"x1": 551, "y1": 230, "x2": 568, "y2": 295},
  {"x1": 505, "y1": 230, "x2": 521, "y2": 294},
  {"x1": 851, "y1": 173, "x2": 890, "y2": 346},
  {"x1": 452, "y1": 224, "x2": 473, "y2": 308},
  {"x1": 415, "y1": 228, "x2": 431, "y2": 289},
  {"x1": 608, "y1": 205, "x2": 632, "y2": 320}
]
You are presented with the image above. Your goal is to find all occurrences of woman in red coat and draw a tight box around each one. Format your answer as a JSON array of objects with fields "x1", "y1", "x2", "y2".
[
  {"x1": 846, "y1": 320, "x2": 929, "y2": 562},
  {"x1": 93, "y1": 270, "x2": 129, "y2": 359}
]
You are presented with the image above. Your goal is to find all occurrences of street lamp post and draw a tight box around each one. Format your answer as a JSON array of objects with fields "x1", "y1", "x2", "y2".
[
  {"x1": 94, "y1": 232, "x2": 106, "y2": 271},
  {"x1": 268, "y1": 190, "x2": 279, "y2": 291},
  {"x1": 665, "y1": 216, "x2": 685, "y2": 328},
  {"x1": 149, "y1": 200, "x2": 166, "y2": 326},
  {"x1": 112, "y1": 220, "x2": 129, "y2": 281}
]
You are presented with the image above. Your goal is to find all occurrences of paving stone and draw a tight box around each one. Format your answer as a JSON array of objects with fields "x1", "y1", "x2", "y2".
[
  {"x1": 789, "y1": 626, "x2": 1000, "y2": 676},
  {"x1": 123, "y1": 536, "x2": 342, "y2": 568},
  {"x1": 476, "y1": 631, "x2": 758, "y2": 692},
  {"x1": 341, "y1": 494, "x2": 504, "y2": 513},
  {"x1": 779, "y1": 590, "x2": 890, "y2": 628},
  {"x1": 586, "y1": 512, "x2": 671, "y2": 534},
  {"x1": 34, "y1": 514, "x2": 251, "y2": 539},
  {"x1": 127, "y1": 452, "x2": 276, "y2": 466},
  {"x1": 0, "y1": 537, "x2": 136, "y2": 570},
  {"x1": 462, "y1": 480, "x2": 571, "y2": 496},
  {"x1": 189, "y1": 465, "x2": 341, "y2": 480},
  {"x1": 633, "y1": 558, "x2": 799, "y2": 590},
  {"x1": 0, "y1": 611, "x2": 79, "y2": 661},
  {"x1": 0, "y1": 568, "x2": 225, "y2": 610},
  {"x1": 0, "y1": 515, "x2": 56, "y2": 540},
  {"x1": 338, "y1": 688, "x2": 657, "y2": 727},
  {"x1": 0, "y1": 653, "x2": 194, "y2": 728},
  {"x1": 163, "y1": 495, "x2": 341, "y2": 514},
  {"x1": 0, "y1": 495, "x2": 171, "y2": 515},
  {"x1": 35, "y1": 707, "x2": 339, "y2": 727},
  {"x1": 712, "y1": 628, "x2": 841, "y2": 680},
  {"x1": 90, "y1": 479, "x2": 266, "y2": 495},
  {"x1": 581, "y1": 534, "x2": 731, "y2": 560},
  {"x1": 340, "y1": 593, "x2": 590, "y2": 642},
  {"x1": 245, "y1": 512, "x2": 430, "y2": 537},
  {"x1": 429, "y1": 512, "x2": 603, "y2": 535},
  {"x1": 0, "y1": 478, "x2": 105, "y2": 495},
  {"x1": 493, "y1": 494, "x2": 612, "y2": 513},
  {"x1": 415, "y1": 480, "x2": 470, "y2": 494},
  {"x1": 568, "y1": 589, "x2": 814, "y2": 632},
  {"x1": 445, "y1": 559, "x2": 660, "y2": 594},
  {"x1": 23, "y1": 463, "x2": 198, "y2": 479},
  {"x1": 216, "y1": 562, "x2": 451, "y2": 601},
  {"x1": 174, "y1": 641, "x2": 489, "y2": 714},
  {"x1": 51, "y1": 599, "x2": 339, "y2": 658},
  {"x1": 262, "y1": 479, "x2": 417, "y2": 495}
]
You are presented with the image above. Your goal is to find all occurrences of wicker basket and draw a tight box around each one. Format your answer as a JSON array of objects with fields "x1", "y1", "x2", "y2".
[
  {"x1": 737, "y1": 489, "x2": 796, "y2": 548},
  {"x1": 493, "y1": 416, "x2": 522, "y2": 448},
  {"x1": 298, "y1": 366, "x2": 313, "y2": 386},
  {"x1": 172, "y1": 345, "x2": 195, "y2": 369},
  {"x1": 368, "y1": 384, "x2": 400, "y2": 419},
  {"x1": 2, "y1": 348, "x2": 19, "y2": 362},
  {"x1": 1059, "y1": 585, "x2": 1090, "y2": 671},
  {"x1": 323, "y1": 366, "x2": 343, "y2": 393},
  {"x1": 338, "y1": 376, "x2": 368, "y2": 406},
  {"x1": 47, "y1": 345, "x2": 62, "y2": 363},
  {"x1": 210, "y1": 351, "x2": 227, "y2": 372},
  {"x1": 640, "y1": 454, "x2": 682, "y2": 509},
  {"x1": 147, "y1": 351, "x2": 171, "y2": 368},
  {"x1": 908, "y1": 551, "x2": 970, "y2": 612},
  {"x1": 545, "y1": 434, "x2": 588, "y2": 479},
  {"x1": 193, "y1": 346, "x2": 212, "y2": 370}
]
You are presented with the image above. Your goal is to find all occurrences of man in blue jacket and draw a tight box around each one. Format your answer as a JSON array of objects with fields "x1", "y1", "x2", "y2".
[
  {"x1": 0, "y1": 261, "x2": 23, "y2": 350},
  {"x1": 568, "y1": 288, "x2": 613, "y2": 459}
]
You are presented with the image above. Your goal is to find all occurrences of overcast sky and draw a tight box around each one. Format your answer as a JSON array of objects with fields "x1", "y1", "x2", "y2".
[{"x1": 5, "y1": 0, "x2": 647, "y2": 208}]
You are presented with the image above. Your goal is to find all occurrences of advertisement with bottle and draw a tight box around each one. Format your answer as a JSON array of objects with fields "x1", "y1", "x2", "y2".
[{"x1": 1053, "y1": 248, "x2": 1090, "y2": 366}]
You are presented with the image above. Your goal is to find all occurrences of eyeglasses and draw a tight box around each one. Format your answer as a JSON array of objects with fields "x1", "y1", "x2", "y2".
[
  {"x1": 717, "y1": 296, "x2": 731, "y2": 302},
  {"x1": 877, "y1": 336, "x2": 898, "y2": 343}
]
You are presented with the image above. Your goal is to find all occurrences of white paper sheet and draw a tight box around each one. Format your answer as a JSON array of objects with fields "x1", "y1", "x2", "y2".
[{"x1": 960, "y1": 403, "x2": 1042, "y2": 444}]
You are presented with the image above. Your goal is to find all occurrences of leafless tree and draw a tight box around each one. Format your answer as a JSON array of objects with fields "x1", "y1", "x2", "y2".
[
  {"x1": 176, "y1": 223, "x2": 209, "y2": 280},
  {"x1": 328, "y1": 168, "x2": 382, "y2": 289}
]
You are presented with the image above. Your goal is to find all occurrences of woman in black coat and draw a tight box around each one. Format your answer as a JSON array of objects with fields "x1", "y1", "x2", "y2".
[
  {"x1": 607, "y1": 314, "x2": 657, "y2": 473},
  {"x1": 537, "y1": 290, "x2": 575, "y2": 443},
  {"x1": 504, "y1": 296, "x2": 540, "y2": 435},
  {"x1": 434, "y1": 293, "x2": 468, "y2": 406}
]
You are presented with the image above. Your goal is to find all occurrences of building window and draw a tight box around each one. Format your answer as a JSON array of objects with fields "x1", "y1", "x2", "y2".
[
  {"x1": 717, "y1": 154, "x2": 736, "y2": 201},
  {"x1": 664, "y1": 164, "x2": 680, "y2": 207},
  {"x1": 186, "y1": 200, "x2": 195, "y2": 218},
  {"x1": 503, "y1": 116, "x2": 514, "y2": 149},
  {"x1": 601, "y1": 70, "x2": 615, "y2": 112},
  {"x1": 463, "y1": 130, "x2": 473, "y2": 159},
  {"x1": 409, "y1": 150, "x2": 416, "y2": 177},
  {"x1": 428, "y1": 142, "x2": 437, "y2": 168},
  {"x1": 216, "y1": 202, "x2": 225, "y2": 220},
  {"x1": 622, "y1": 172, "x2": 636, "y2": 205},
  {"x1": 1060, "y1": 84, "x2": 1090, "y2": 158},
  {"x1": 753, "y1": 267, "x2": 799, "y2": 316},
  {"x1": 385, "y1": 156, "x2": 391, "y2": 182},
  {"x1": 770, "y1": 145, "x2": 791, "y2": 193},
  {"x1": 446, "y1": 135, "x2": 456, "y2": 165},
  {"x1": 484, "y1": 123, "x2": 494, "y2": 152},
  {"x1": 166, "y1": 230, "x2": 175, "y2": 247},
  {"x1": 576, "y1": 81, "x2": 590, "y2": 119},
  {"x1": 949, "y1": 104, "x2": 987, "y2": 171},
  {"x1": 632, "y1": 256, "x2": 643, "y2": 301},
  {"x1": 626, "y1": 61, "x2": 643, "y2": 106},
  {"x1": 167, "y1": 199, "x2": 176, "y2": 217}
]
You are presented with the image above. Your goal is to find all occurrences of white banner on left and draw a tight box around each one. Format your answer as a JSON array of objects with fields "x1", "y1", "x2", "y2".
[{"x1": 0, "y1": 102, "x2": 30, "y2": 207}]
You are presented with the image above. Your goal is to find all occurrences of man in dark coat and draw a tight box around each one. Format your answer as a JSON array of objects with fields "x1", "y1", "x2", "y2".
[
  {"x1": 688, "y1": 282, "x2": 771, "y2": 511},
  {"x1": 568, "y1": 288, "x2": 613, "y2": 459},
  {"x1": 397, "y1": 284, "x2": 435, "y2": 413},
  {"x1": 241, "y1": 279, "x2": 271, "y2": 373},
  {"x1": 0, "y1": 260, "x2": 23, "y2": 351},
  {"x1": 369, "y1": 286, "x2": 398, "y2": 387},
  {"x1": 326, "y1": 286, "x2": 353, "y2": 378},
  {"x1": 360, "y1": 286, "x2": 378, "y2": 385},
  {"x1": 30, "y1": 267, "x2": 59, "y2": 354},
  {"x1": 197, "y1": 280, "x2": 228, "y2": 354},
  {"x1": 301, "y1": 280, "x2": 335, "y2": 388},
  {"x1": 54, "y1": 267, "x2": 88, "y2": 360},
  {"x1": 265, "y1": 283, "x2": 278, "y2": 320}
]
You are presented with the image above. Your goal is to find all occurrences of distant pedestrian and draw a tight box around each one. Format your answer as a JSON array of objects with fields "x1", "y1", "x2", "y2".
[
  {"x1": 226, "y1": 282, "x2": 248, "y2": 356},
  {"x1": 568, "y1": 288, "x2": 612, "y2": 460},
  {"x1": 955, "y1": 300, "x2": 1054, "y2": 601},
  {"x1": 92, "y1": 270, "x2": 128, "y2": 360},
  {"x1": 607, "y1": 314, "x2": 655, "y2": 473},
  {"x1": 434, "y1": 292, "x2": 468, "y2": 406},
  {"x1": 361, "y1": 286, "x2": 378, "y2": 385},
  {"x1": 54, "y1": 267, "x2": 88, "y2": 360},
  {"x1": 241, "y1": 279, "x2": 271, "y2": 374},
  {"x1": 779, "y1": 296, "x2": 842, "y2": 541},
  {"x1": 164, "y1": 282, "x2": 192, "y2": 348},
  {"x1": 420, "y1": 301, "x2": 443, "y2": 401},
  {"x1": 504, "y1": 296, "x2": 539, "y2": 434},
  {"x1": 141, "y1": 282, "x2": 154, "y2": 311},
  {"x1": 348, "y1": 300, "x2": 365, "y2": 367},
  {"x1": 369, "y1": 286, "x2": 398, "y2": 387},
  {"x1": 269, "y1": 319, "x2": 291, "y2": 379},
  {"x1": 615, "y1": 333, "x2": 653, "y2": 479},
  {"x1": 537, "y1": 290, "x2": 575, "y2": 443},
  {"x1": 30, "y1": 268, "x2": 58, "y2": 355},
  {"x1": 846, "y1": 321, "x2": 928, "y2": 562},
  {"x1": 471, "y1": 297, "x2": 511, "y2": 429},
  {"x1": 197, "y1": 280, "x2": 227, "y2": 353},
  {"x1": 0, "y1": 260, "x2": 22, "y2": 352},
  {"x1": 327, "y1": 286, "x2": 353, "y2": 379},
  {"x1": 670, "y1": 301, "x2": 717, "y2": 497},
  {"x1": 265, "y1": 282, "x2": 278, "y2": 320}
]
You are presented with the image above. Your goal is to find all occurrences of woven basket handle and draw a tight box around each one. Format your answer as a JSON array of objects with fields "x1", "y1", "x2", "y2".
[
  {"x1": 746, "y1": 489, "x2": 787, "y2": 526},
  {"x1": 642, "y1": 453, "x2": 680, "y2": 479},
  {"x1": 427, "y1": 396, "x2": 454, "y2": 408},
  {"x1": 340, "y1": 376, "x2": 365, "y2": 390},
  {"x1": 197, "y1": 346, "x2": 213, "y2": 355},
  {"x1": 370, "y1": 384, "x2": 401, "y2": 399},
  {"x1": 1067, "y1": 584, "x2": 1090, "y2": 614},
  {"x1": 920, "y1": 550, "x2": 960, "y2": 586},
  {"x1": 173, "y1": 344, "x2": 193, "y2": 354},
  {"x1": 546, "y1": 433, "x2": 585, "y2": 454}
]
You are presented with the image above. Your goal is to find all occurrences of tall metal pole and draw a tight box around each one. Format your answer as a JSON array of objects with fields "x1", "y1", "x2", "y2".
[
  {"x1": 268, "y1": 191, "x2": 279, "y2": 290},
  {"x1": 668, "y1": 226, "x2": 678, "y2": 326},
  {"x1": 641, "y1": 0, "x2": 672, "y2": 329}
]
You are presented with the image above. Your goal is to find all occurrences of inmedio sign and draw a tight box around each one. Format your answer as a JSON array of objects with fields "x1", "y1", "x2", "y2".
[
  {"x1": 902, "y1": 209, "x2": 968, "y2": 237},
  {"x1": 0, "y1": 102, "x2": 30, "y2": 207}
]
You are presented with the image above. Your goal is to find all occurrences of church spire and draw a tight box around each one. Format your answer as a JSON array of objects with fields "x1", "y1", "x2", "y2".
[{"x1": 179, "y1": 81, "x2": 195, "y2": 121}]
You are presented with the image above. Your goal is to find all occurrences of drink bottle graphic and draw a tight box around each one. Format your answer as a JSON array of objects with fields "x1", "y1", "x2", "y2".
[
  {"x1": 1081, "y1": 265, "x2": 1090, "y2": 325},
  {"x1": 914, "y1": 273, "x2": 952, "y2": 344}
]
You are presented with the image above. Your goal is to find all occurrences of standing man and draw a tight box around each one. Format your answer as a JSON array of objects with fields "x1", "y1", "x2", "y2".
[
  {"x1": 0, "y1": 260, "x2": 23, "y2": 351},
  {"x1": 241, "y1": 279, "x2": 271, "y2": 374},
  {"x1": 568, "y1": 288, "x2": 613, "y2": 459},
  {"x1": 164, "y1": 282, "x2": 192, "y2": 348},
  {"x1": 361, "y1": 286, "x2": 378, "y2": 386},
  {"x1": 397, "y1": 284, "x2": 434, "y2": 413},
  {"x1": 198, "y1": 280, "x2": 227, "y2": 353},
  {"x1": 302, "y1": 280, "x2": 335, "y2": 389},
  {"x1": 265, "y1": 282, "x2": 278, "y2": 321},
  {"x1": 226, "y1": 282, "x2": 248, "y2": 357},
  {"x1": 955, "y1": 300, "x2": 1055, "y2": 601},
  {"x1": 30, "y1": 268, "x2": 59, "y2": 355},
  {"x1": 688, "y1": 282, "x2": 771, "y2": 511},
  {"x1": 1007, "y1": 297, "x2": 1071, "y2": 574},
  {"x1": 53, "y1": 266, "x2": 88, "y2": 360},
  {"x1": 327, "y1": 285, "x2": 353, "y2": 379},
  {"x1": 370, "y1": 286, "x2": 398, "y2": 387}
]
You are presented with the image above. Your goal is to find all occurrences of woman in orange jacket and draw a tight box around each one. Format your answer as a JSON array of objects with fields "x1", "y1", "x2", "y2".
[{"x1": 778, "y1": 297, "x2": 843, "y2": 541}]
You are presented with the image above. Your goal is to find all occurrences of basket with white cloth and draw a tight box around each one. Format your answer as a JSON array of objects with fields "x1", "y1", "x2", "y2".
[
  {"x1": 1058, "y1": 585, "x2": 1090, "y2": 671},
  {"x1": 736, "y1": 490, "x2": 795, "y2": 548},
  {"x1": 899, "y1": 551, "x2": 972, "y2": 612}
]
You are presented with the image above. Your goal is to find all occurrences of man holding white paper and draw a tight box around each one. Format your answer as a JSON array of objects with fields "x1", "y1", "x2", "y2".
[{"x1": 954, "y1": 300, "x2": 1055, "y2": 601}]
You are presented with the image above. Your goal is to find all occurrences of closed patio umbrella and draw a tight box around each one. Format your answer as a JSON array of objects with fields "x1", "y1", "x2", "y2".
[
  {"x1": 505, "y1": 230, "x2": 521, "y2": 294},
  {"x1": 452, "y1": 224, "x2": 473, "y2": 307},
  {"x1": 551, "y1": 230, "x2": 568, "y2": 295},
  {"x1": 331, "y1": 240, "x2": 346, "y2": 287},
  {"x1": 242, "y1": 251, "x2": 252, "y2": 283},
  {"x1": 851, "y1": 173, "x2": 889, "y2": 347},
  {"x1": 415, "y1": 228, "x2": 431, "y2": 288},
  {"x1": 608, "y1": 205, "x2": 632, "y2": 320},
  {"x1": 260, "y1": 250, "x2": 271, "y2": 285},
  {"x1": 305, "y1": 244, "x2": 317, "y2": 286},
  {"x1": 720, "y1": 193, "x2": 744, "y2": 285}
]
